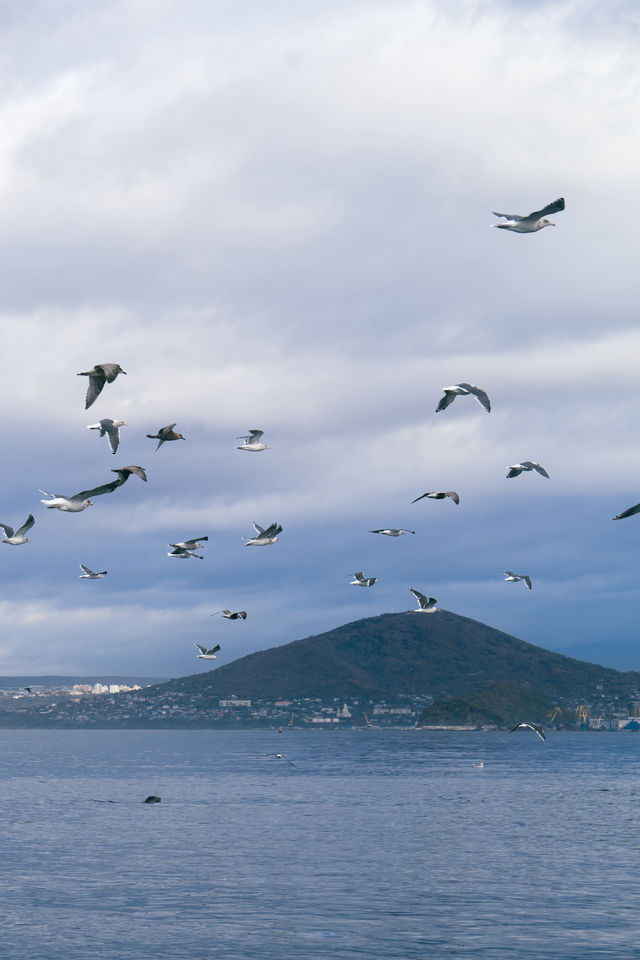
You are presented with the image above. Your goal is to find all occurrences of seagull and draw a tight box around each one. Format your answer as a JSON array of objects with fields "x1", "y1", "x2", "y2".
[
  {"x1": 613, "y1": 502, "x2": 640, "y2": 520},
  {"x1": 243, "y1": 522, "x2": 282, "y2": 545},
  {"x1": 146, "y1": 424, "x2": 185, "y2": 451},
  {"x1": 39, "y1": 478, "x2": 121, "y2": 512},
  {"x1": 111, "y1": 465, "x2": 148, "y2": 485},
  {"x1": 168, "y1": 546, "x2": 204, "y2": 559},
  {"x1": 412, "y1": 490, "x2": 460, "y2": 505},
  {"x1": 211, "y1": 610, "x2": 248, "y2": 620},
  {"x1": 472, "y1": 761, "x2": 484, "y2": 769},
  {"x1": 266, "y1": 753, "x2": 297, "y2": 768},
  {"x1": 409, "y1": 588, "x2": 438, "y2": 612},
  {"x1": 194, "y1": 643, "x2": 221, "y2": 660},
  {"x1": 0, "y1": 514, "x2": 35, "y2": 545},
  {"x1": 79, "y1": 564, "x2": 107, "y2": 579},
  {"x1": 77, "y1": 363, "x2": 127, "y2": 409},
  {"x1": 504, "y1": 571, "x2": 532, "y2": 590},
  {"x1": 350, "y1": 571, "x2": 377, "y2": 587},
  {"x1": 491, "y1": 197, "x2": 565, "y2": 232},
  {"x1": 510, "y1": 722, "x2": 546, "y2": 741},
  {"x1": 236, "y1": 429, "x2": 270, "y2": 452},
  {"x1": 87, "y1": 418, "x2": 127, "y2": 454},
  {"x1": 369, "y1": 528, "x2": 415, "y2": 537},
  {"x1": 170, "y1": 537, "x2": 208, "y2": 551},
  {"x1": 436, "y1": 383, "x2": 491, "y2": 413},
  {"x1": 506, "y1": 461, "x2": 549, "y2": 479}
]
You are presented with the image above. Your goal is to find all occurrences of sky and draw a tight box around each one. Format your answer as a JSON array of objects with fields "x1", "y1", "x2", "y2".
[{"x1": 1, "y1": 0, "x2": 640, "y2": 677}]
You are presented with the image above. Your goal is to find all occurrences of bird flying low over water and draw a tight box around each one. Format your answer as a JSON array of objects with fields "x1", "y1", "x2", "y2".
[
  {"x1": 111, "y1": 465, "x2": 148, "y2": 485},
  {"x1": 243, "y1": 522, "x2": 282, "y2": 545},
  {"x1": 409, "y1": 589, "x2": 438, "y2": 612},
  {"x1": 266, "y1": 753, "x2": 297, "y2": 768},
  {"x1": 146, "y1": 424, "x2": 185, "y2": 450},
  {"x1": 370, "y1": 528, "x2": 415, "y2": 537},
  {"x1": 87, "y1": 418, "x2": 127, "y2": 454},
  {"x1": 79, "y1": 564, "x2": 107, "y2": 579},
  {"x1": 211, "y1": 610, "x2": 247, "y2": 620},
  {"x1": 491, "y1": 197, "x2": 565, "y2": 233},
  {"x1": 194, "y1": 643, "x2": 221, "y2": 660},
  {"x1": 0, "y1": 514, "x2": 35, "y2": 545},
  {"x1": 613, "y1": 502, "x2": 640, "y2": 520},
  {"x1": 77, "y1": 363, "x2": 127, "y2": 409},
  {"x1": 436, "y1": 384, "x2": 491, "y2": 413},
  {"x1": 350, "y1": 572, "x2": 377, "y2": 587},
  {"x1": 39, "y1": 478, "x2": 121, "y2": 511},
  {"x1": 504, "y1": 571, "x2": 532, "y2": 590},
  {"x1": 412, "y1": 490, "x2": 460, "y2": 505},
  {"x1": 510, "y1": 722, "x2": 546, "y2": 741},
  {"x1": 236, "y1": 429, "x2": 270, "y2": 452},
  {"x1": 506, "y1": 461, "x2": 549, "y2": 479}
]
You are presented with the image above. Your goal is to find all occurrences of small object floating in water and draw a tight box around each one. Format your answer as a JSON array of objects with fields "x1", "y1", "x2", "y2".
[
  {"x1": 510, "y1": 722, "x2": 546, "y2": 741},
  {"x1": 143, "y1": 796, "x2": 161, "y2": 803},
  {"x1": 473, "y1": 761, "x2": 484, "y2": 769}
]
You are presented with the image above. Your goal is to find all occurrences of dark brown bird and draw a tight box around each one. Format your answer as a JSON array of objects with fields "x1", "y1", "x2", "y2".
[
  {"x1": 146, "y1": 424, "x2": 185, "y2": 451},
  {"x1": 77, "y1": 363, "x2": 127, "y2": 409},
  {"x1": 111, "y1": 465, "x2": 148, "y2": 485}
]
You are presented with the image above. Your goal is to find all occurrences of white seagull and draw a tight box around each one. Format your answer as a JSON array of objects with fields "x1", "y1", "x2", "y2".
[
  {"x1": 39, "y1": 478, "x2": 121, "y2": 512},
  {"x1": 77, "y1": 363, "x2": 127, "y2": 409},
  {"x1": 491, "y1": 197, "x2": 565, "y2": 232},
  {"x1": 194, "y1": 643, "x2": 221, "y2": 660},
  {"x1": 211, "y1": 610, "x2": 247, "y2": 620},
  {"x1": 79, "y1": 564, "x2": 107, "y2": 579},
  {"x1": 409, "y1": 588, "x2": 438, "y2": 612},
  {"x1": 436, "y1": 383, "x2": 491, "y2": 413},
  {"x1": 168, "y1": 545, "x2": 204, "y2": 559},
  {"x1": 510, "y1": 722, "x2": 546, "y2": 741},
  {"x1": 170, "y1": 537, "x2": 208, "y2": 551},
  {"x1": 243, "y1": 522, "x2": 282, "y2": 545},
  {"x1": 0, "y1": 514, "x2": 35, "y2": 545},
  {"x1": 266, "y1": 753, "x2": 297, "y2": 768},
  {"x1": 369, "y1": 528, "x2": 415, "y2": 537},
  {"x1": 506, "y1": 461, "x2": 549, "y2": 479},
  {"x1": 350, "y1": 572, "x2": 377, "y2": 587},
  {"x1": 504, "y1": 571, "x2": 532, "y2": 590},
  {"x1": 87, "y1": 418, "x2": 128, "y2": 454},
  {"x1": 236, "y1": 429, "x2": 270, "y2": 452},
  {"x1": 412, "y1": 490, "x2": 460, "y2": 505},
  {"x1": 613, "y1": 502, "x2": 640, "y2": 520}
]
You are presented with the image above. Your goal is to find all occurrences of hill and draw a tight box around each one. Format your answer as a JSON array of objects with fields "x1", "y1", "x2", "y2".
[{"x1": 147, "y1": 610, "x2": 640, "y2": 703}]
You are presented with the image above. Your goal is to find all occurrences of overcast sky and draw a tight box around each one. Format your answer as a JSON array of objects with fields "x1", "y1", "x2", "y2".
[{"x1": 1, "y1": 0, "x2": 640, "y2": 677}]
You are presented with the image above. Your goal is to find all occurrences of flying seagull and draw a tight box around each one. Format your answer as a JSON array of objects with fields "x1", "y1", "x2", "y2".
[
  {"x1": 146, "y1": 424, "x2": 185, "y2": 451},
  {"x1": 0, "y1": 514, "x2": 35, "y2": 545},
  {"x1": 506, "y1": 461, "x2": 549, "y2": 479},
  {"x1": 436, "y1": 384, "x2": 491, "y2": 413},
  {"x1": 79, "y1": 564, "x2": 107, "y2": 579},
  {"x1": 504, "y1": 571, "x2": 532, "y2": 590},
  {"x1": 87, "y1": 418, "x2": 127, "y2": 455},
  {"x1": 211, "y1": 610, "x2": 247, "y2": 620},
  {"x1": 369, "y1": 528, "x2": 415, "y2": 537},
  {"x1": 409, "y1": 588, "x2": 438, "y2": 612},
  {"x1": 350, "y1": 571, "x2": 377, "y2": 587},
  {"x1": 491, "y1": 197, "x2": 565, "y2": 232},
  {"x1": 266, "y1": 753, "x2": 297, "y2": 768},
  {"x1": 170, "y1": 537, "x2": 208, "y2": 551},
  {"x1": 168, "y1": 545, "x2": 204, "y2": 559},
  {"x1": 243, "y1": 522, "x2": 282, "y2": 545},
  {"x1": 613, "y1": 503, "x2": 640, "y2": 520},
  {"x1": 77, "y1": 363, "x2": 127, "y2": 409},
  {"x1": 39, "y1": 478, "x2": 121, "y2": 512},
  {"x1": 194, "y1": 643, "x2": 221, "y2": 660},
  {"x1": 111, "y1": 465, "x2": 148, "y2": 485},
  {"x1": 412, "y1": 490, "x2": 460, "y2": 505},
  {"x1": 510, "y1": 722, "x2": 546, "y2": 741},
  {"x1": 236, "y1": 429, "x2": 270, "y2": 452}
]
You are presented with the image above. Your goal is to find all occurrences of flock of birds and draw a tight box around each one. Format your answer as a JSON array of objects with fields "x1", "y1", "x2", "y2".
[{"x1": 6, "y1": 197, "x2": 638, "y2": 746}]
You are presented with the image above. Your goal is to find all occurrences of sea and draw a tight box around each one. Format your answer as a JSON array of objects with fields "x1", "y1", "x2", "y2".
[{"x1": 1, "y1": 728, "x2": 639, "y2": 960}]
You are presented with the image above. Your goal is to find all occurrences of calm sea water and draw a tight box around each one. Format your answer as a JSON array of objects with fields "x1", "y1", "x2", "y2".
[{"x1": 0, "y1": 728, "x2": 639, "y2": 959}]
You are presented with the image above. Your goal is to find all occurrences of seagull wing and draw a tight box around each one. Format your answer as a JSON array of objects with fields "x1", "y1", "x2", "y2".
[
  {"x1": 458, "y1": 384, "x2": 491, "y2": 412},
  {"x1": 70, "y1": 478, "x2": 121, "y2": 501},
  {"x1": 445, "y1": 491, "x2": 460, "y2": 504},
  {"x1": 613, "y1": 502, "x2": 640, "y2": 520},
  {"x1": 506, "y1": 466, "x2": 522, "y2": 478},
  {"x1": 527, "y1": 197, "x2": 565, "y2": 220},
  {"x1": 531, "y1": 462, "x2": 549, "y2": 478},
  {"x1": 353, "y1": 572, "x2": 365, "y2": 580},
  {"x1": 111, "y1": 465, "x2": 148, "y2": 485},
  {"x1": 0, "y1": 523, "x2": 14, "y2": 538},
  {"x1": 252, "y1": 522, "x2": 265, "y2": 535},
  {"x1": 194, "y1": 643, "x2": 207, "y2": 655},
  {"x1": 436, "y1": 390, "x2": 457, "y2": 412},
  {"x1": 411, "y1": 493, "x2": 428, "y2": 503},
  {"x1": 80, "y1": 564, "x2": 96, "y2": 576},
  {"x1": 492, "y1": 209, "x2": 524, "y2": 221},
  {"x1": 98, "y1": 363, "x2": 124, "y2": 383},
  {"x1": 262, "y1": 522, "x2": 282, "y2": 538},
  {"x1": 523, "y1": 576, "x2": 532, "y2": 590},
  {"x1": 410, "y1": 588, "x2": 430, "y2": 608},
  {"x1": 208, "y1": 644, "x2": 221, "y2": 656},
  {"x1": 15, "y1": 515, "x2": 35, "y2": 537},
  {"x1": 84, "y1": 371, "x2": 106, "y2": 409},
  {"x1": 102, "y1": 421, "x2": 121, "y2": 454},
  {"x1": 248, "y1": 430, "x2": 264, "y2": 441}
]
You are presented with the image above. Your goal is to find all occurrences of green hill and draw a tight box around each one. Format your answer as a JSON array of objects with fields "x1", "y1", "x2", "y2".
[{"x1": 148, "y1": 609, "x2": 640, "y2": 703}]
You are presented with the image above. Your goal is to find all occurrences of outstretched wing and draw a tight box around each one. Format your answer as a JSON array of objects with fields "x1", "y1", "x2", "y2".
[
  {"x1": 458, "y1": 383, "x2": 491, "y2": 412},
  {"x1": 0, "y1": 522, "x2": 14, "y2": 538},
  {"x1": 436, "y1": 390, "x2": 456, "y2": 412},
  {"x1": 111, "y1": 465, "x2": 148, "y2": 485},
  {"x1": 262, "y1": 522, "x2": 282, "y2": 538},
  {"x1": 410, "y1": 588, "x2": 430, "y2": 607},
  {"x1": 444, "y1": 491, "x2": 460, "y2": 504},
  {"x1": 103, "y1": 422, "x2": 121, "y2": 454},
  {"x1": 523, "y1": 576, "x2": 532, "y2": 590},
  {"x1": 613, "y1": 502, "x2": 640, "y2": 520},
  {"x1": 252, "y1": 522, "x2": 265, "y2": 535},
  {"x1": 527, "y1": 197, "x2": 564, "y2": 220},
  {"x1": 71, "y1": 478, "x2": 121, "y2": 501},
  {"x1": 80, "y1": 564, "x2": 96, "y2": 576},
  {"x1": 194, "y1": 643, "x2": 207, "y2": 655},
  {"x1": 84, "y1": 371, "x2": 106, "y2": 409},
  {"x1": 492, "y1": 209, "x2": 524, "y2": 221}
]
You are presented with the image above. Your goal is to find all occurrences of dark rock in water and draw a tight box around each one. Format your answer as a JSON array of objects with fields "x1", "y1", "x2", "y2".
[{"x1": 143, "y1": 795, "x2": 161, "y2": 804}]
